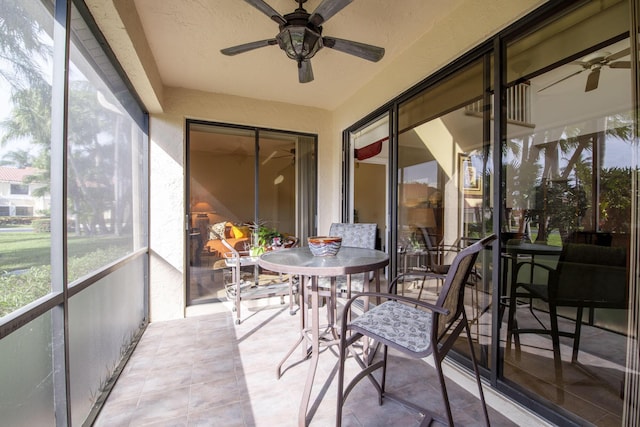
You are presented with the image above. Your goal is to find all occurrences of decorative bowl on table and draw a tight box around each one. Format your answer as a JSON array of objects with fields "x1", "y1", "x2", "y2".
[{"x1": 307, "y1": 236, "x2": 342, "y2": 257}]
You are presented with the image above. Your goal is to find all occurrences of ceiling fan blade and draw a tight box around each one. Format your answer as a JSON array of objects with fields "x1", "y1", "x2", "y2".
[
  {"x1": 609, "y1": 61, "x2": 631, "y2": 69},
  {"x1": 221, "y1": 39, "x2": 278, "y2": 56},
  {"x1": 309, "y1": 0, "x2": 353, "y2": 26},
  {"x1": 538, "y1": 69, "x2": 585, "y2": 92},
  {"x1": 585, "y1": 68, "x2": 600, "y2": 92},
  {"x1": 322, "y1": 37, "x2": 385, "y2": 62},
  {"x1": 298, "y1": 60, "x2": 314, "y2": 83},
  {"x1": 606, "y1": 47, "x2": 630, "y2": 62},
  {"x1": 243, "y1": 0, "x2": 286, "y2": 25}
]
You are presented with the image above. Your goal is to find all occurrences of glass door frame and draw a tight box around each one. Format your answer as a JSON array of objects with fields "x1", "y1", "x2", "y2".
[
  {"x1": 185, "y1": 119, "x2": 318, "y2": 306},
  {"x1": 342, "y1": 110, "x2": 395, "y2": 271},
  {"x1": 341, "y1": 2, "x2": 640, "y2": 425}
]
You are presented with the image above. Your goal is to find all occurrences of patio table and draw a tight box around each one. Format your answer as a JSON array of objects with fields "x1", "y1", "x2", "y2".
[{"x1": 258, "y1": 246, "x2": 389, "y2": 427}]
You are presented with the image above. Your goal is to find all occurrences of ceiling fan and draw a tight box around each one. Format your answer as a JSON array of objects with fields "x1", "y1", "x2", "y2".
[
  {"x1": 538, "y1": 47, "x2": 631, "y2": 92},
  {"x1": 220, "y1": 0, "x2": 385, "y2": 83}
]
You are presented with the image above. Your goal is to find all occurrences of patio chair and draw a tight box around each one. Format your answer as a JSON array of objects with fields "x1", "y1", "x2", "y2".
[
  {"x1": 415, "y1": 227, "x2": 459, "y2": 298},
  {"x1": 314, "y1": 223, "x2": 378, "y2": 325},
  {"x1": 314, "y1": 222, "x2": 377, "y2": 295},
  {"x1": 508, "y1": 242, "x2": 627, "y2": 391},
  {"x1": 336, "y1": 234, "x2": 496, "y2": 427}
]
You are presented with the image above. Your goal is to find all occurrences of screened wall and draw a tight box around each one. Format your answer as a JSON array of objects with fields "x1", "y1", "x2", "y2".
[{"x1": 0, "y1": 0, "x2": 149, "y2": 425}]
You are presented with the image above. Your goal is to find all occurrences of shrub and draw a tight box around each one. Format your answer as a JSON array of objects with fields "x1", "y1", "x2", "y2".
[
  {"x1": 0, "y1": 246, "x2": 129, "y2": 317},
  {"x1": 32, "y1": 218, "x2": 51, "y2": 233},
  {"x1": 0, "y1": 216, "x2": 33, "y2": 227}
]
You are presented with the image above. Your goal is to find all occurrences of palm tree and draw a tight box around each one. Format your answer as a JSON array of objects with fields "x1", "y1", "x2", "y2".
[{"x1": 0, "y1": 148, "x2": 33, "y2": 167}]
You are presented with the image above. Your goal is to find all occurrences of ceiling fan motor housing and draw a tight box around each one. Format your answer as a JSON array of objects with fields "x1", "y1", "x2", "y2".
[
  {"x1": 276, "y1": 8, "x2": 323, "y2": 63},
  {"x1": 223, "y1": 0, "x2": 384, "y2": 83}
]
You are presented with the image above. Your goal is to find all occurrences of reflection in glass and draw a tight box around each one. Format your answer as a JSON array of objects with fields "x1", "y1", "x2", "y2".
[
  {"x1": 259, "y1": 130, "x2": 298, "y2": 237},
  {"x1": 397, "y1": 58, "x2": 493, "y2": 369},
  {"x1": 502, "y1": 2, "x2": 630, "y2": 421}
]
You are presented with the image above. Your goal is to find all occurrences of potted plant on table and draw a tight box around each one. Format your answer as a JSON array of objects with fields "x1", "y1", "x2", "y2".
[{"x1": 246, "y1": 221, "x2": 284, "y2": 256}]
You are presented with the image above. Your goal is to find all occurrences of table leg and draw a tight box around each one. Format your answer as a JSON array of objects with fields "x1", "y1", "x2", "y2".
[
  {"x1": 234, "y1": 261, "x2": 241, "y2": 325},
  {"x1": 299, "y1": 275, "x2": 320, "y2": 427},
  {"x1": 329, "y1": 277, "x2": 337, "y2": 329},
  {"x1": 300, "y1": 275, "x2": 308, "y2": 358},
  {"x1": 276, "y1": 276, "x2": 312, "y2": 380}
]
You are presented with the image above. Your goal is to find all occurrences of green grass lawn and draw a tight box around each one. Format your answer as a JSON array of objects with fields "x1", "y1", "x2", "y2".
[
  {"x1": 0, "y1": 232, "x2": 133, "y2": 317},
  {"x1": 0, "y1": 232, "x2": 130, "y2": 272}
]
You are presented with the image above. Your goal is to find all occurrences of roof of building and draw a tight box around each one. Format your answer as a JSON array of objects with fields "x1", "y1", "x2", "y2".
[{"x1": 0, "y1": 166, "x2": 40, "y2": 183}]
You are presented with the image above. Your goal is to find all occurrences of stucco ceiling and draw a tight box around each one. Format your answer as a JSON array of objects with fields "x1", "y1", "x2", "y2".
[{"x1": 131, "y1": 0, "x2": 460, "y2": 110}]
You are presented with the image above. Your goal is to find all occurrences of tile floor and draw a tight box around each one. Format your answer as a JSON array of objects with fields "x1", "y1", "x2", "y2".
[{"x1": 93, "y1": 298, "x2": 520, "y2": 427}]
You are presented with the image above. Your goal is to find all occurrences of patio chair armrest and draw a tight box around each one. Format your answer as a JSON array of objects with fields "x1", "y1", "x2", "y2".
[
  {"x1": 342, "y1": 290, "x2": 450, "y2": 319},
  {"x1": 340, "y1": 290, "x2": 450, "y2": 343}
]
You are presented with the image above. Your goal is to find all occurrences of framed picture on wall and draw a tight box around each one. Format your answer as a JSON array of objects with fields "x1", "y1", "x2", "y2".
[{"x1": 459, "y1": 154, "x2": 482, "y2": 196}]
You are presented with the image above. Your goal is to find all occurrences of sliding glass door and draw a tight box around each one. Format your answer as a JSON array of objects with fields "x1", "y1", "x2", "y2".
[
  {"x1": 186, "y1": 121, "x2": 317, "y2": 305},
  {"x1": 342, "y1": 0, "x2": 638, "y2": 424},
  {"x1": 396, "y1": 56, "x2": 494, "y2": 366},
  {"x1": 501, "y1": 1, "x2": 632, "y2": 421}
]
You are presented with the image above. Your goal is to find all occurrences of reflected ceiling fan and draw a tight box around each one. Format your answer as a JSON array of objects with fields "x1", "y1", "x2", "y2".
[
  {"x1": 539, "y1": 47, "x2": 631, "y2": 92},
  {"x1": 220, "y1": 0, "x2": 385, "y2": 83}
]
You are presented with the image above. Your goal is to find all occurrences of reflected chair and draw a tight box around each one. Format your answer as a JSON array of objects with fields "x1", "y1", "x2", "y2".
[
  {"x1": 508, "y1": 242, "x2": 627, "y2": 391},
  {"x1": 417, "y1": 229, "x2": 484, "y2": 330},
  {"x1": 336, "y1": 234, "x2": 496, "y2": 427},
  {"x1": 416, "y1": 227, "x2": 459, "y2": 298}
]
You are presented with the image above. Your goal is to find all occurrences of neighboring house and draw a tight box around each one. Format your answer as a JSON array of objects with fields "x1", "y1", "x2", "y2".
[{"x1": 0, "y1": 166, "x2": 48, "y2": 217}]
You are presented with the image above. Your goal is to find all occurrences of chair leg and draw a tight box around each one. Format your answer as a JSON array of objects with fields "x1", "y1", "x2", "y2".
[
  {"x1": 337, "y1": 333, "x2": 387, "y2": 427},
  {"x1": 571, "y1": 306, "x2": 584, "y2": 363},
  {"x1": 380, "y1": 345, "x2": 388, "y2": 405},
  {"x1": 464, "y1": 312, "x2": 491, "y2": 427},
  {"x1": 549, "y1": 304, "x2": 565, "y2": 403},
  {"x1": 433, "y1": 350, "x2": 455, "y2": 426},
  {"x1": 336, "y1": 331, "x2": 348, "y2": 427}
]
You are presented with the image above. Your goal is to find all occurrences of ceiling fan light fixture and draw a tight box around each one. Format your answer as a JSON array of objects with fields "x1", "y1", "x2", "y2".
[
  {"x1": 223, "y1": 0, "x2": 385, "y2": 83},
  {"x1": 276, "y1": 25, "x2": 322, "y2": 61}
]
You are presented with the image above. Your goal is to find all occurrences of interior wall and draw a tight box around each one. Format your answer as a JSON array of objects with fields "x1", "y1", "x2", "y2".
[
  {"x1": 191, "y1": 151, "x2": 255, "y2": 223},
  {"x1": 354, "y1": 162, "x2": 386, "y2": 243}
]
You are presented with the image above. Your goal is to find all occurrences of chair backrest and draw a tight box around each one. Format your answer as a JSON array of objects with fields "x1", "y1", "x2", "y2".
[
  {"x1": 329, "y1": 223, "x2": 376, "y2": 249},
  {"x1": 419, "y1": 227, "x2": 444, "y2": 267},
  {"x1": 435, "y1": 234, "x2": 496, "y2": 335},
  {"x1": 551, "y1": 243, "x2": 627, "y2": 307}
]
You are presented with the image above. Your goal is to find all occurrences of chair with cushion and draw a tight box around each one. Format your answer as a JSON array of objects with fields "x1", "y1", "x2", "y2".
[
  {"x1": 313, "y1": 223, "x2": 378, "y2": 326},
  {"x1": 329, "y1": 222, "x2": 377, "y2": 249},
  {"x1": 336, "y1": 234, "x2": 496, "y2": 427},
  {"x1": 326, "y1": 222, "x2": 377, "y2": 293}
]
